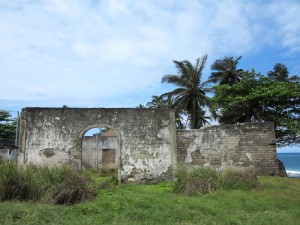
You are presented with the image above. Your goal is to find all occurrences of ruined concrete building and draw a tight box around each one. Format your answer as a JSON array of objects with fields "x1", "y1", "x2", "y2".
[{"x1": 18, "y1": 108, "x2": 281, "y2": 182}]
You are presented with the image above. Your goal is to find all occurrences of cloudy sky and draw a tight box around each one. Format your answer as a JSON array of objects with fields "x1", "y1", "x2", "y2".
[
  {"x1": 1, "y1": 0, "x2": 299, "y2": 152},
  {"x1": 1, "y1": 0, "x2": 300, "y2": 112}
]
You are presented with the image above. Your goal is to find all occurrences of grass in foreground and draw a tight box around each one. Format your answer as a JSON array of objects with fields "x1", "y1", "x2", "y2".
[{"x1": 0, "y1": 176, "x2": 299, "y2": 225}]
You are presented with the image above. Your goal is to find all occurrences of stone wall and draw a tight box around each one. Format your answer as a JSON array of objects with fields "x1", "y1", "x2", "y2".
[
  {"x1": 19, "y1": 108, "x2": 177, "y2": 182},
  {"x1": 18, "y1": 107, "x2": 281, "y2": 182},
  {"x1": 176, "y1": 123, "x2": 279, "y2": 175}
]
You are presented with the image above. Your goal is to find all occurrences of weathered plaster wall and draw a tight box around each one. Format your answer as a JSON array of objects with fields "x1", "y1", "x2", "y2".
[
  {"x1": 176, "y1": 123, "x2": 279, "y2": 175},
  {"x1": 19, "y1": 108, "x2": 177, "y2": 182},
  {"x1": 19, "y1": 107, "x2": 280, "y2": 182}
]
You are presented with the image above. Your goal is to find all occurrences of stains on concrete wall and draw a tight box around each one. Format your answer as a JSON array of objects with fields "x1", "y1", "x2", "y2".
[
  {"x1": 39, "y1": 148, "x2": 69, "y2": 165},
  {"x1": 184, "y1": 129, "x2": 239, "y2": 167},
  {"x1": 176, "y1": 123, "x2": 279, "y2": 175},
  {"x1": 18, "y1": 107, "x2": 280, "y2": 182},
  {"x1": 19, "y1": 108, "x2": 177, "y2": 182}
]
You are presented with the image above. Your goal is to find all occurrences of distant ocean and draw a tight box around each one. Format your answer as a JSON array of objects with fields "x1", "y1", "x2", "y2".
[{"x1": 277, "y1": 153, "x2": 300, "y2": 178}]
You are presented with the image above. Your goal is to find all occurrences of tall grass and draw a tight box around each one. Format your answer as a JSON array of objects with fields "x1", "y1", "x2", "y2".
[
  {"x1": 174, "y1": 167, "x2": 260, "y2": 195},
  {"x1": 220, "y1": 168, "x2": 260, "y2": 190},
  {"x1": 0, "y1": 161, "x2": 96, "y2": 204},
  {"x1": 52, "y1": 166, "x2": 97, "y2": 205},
  {"x1": 174, "y1": 167, "x2": 219, "y2": 194},
  {"x1": 0, "y1": 161, "x2": 43, "y2": 201}
]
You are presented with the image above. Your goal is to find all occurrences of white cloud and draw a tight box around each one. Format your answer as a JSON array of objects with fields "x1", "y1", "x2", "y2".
[
  {"x1": 0, "y1": 0, "x2": 299, "y2": 108},
  {"x1": 269, "y1": 1, "x2": 300, "y2": 54}
]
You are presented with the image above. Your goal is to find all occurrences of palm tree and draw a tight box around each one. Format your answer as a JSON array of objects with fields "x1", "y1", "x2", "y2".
[
  {"x1": 146, "y1": 95, "x2": 168, "y2": 108},
  {"x1": 136, "y1": 104, "x2": 146, "y2": 108},
  {"x1": 196, "y1": 108, "x2": 211, "y2": 127},
  {"x1": 268, "y1": 63, "x2": 299, "y2": 83},
  {"x1": 161, "y1": 55, "x2": 211, "y2": 129},
  {"x1": 209, "y1": 56, "x2": 243, "y2": 85},
  {"x1": 146, "y1": 95, "x2": 186, "y2": 129}
]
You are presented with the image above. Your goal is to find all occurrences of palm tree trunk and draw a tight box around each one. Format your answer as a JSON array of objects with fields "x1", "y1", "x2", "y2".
[{"x1": 192, "y1": 100, "x2": 196, "y2": 129}]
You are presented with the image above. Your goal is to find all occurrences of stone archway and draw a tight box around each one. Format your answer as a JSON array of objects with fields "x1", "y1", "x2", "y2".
[{"x1": 79, "y1": 124, "x2": 122, "y2": 183}]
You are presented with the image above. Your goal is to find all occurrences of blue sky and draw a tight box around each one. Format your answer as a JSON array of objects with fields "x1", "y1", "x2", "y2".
[{"x1": 0, "y1": 0, "x2": 299, "y2": 152}]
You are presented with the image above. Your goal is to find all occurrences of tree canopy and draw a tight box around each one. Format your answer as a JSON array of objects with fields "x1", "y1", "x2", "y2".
[
  {"x1": 0, "y1": 110, "x2": 16, "y2": 142},
  {"x1": 139, "y1": 56, "x2": 299, "y2": 147},
  {"x1": 268, "y1": 63, "x2": 299, "y2": 83},
  {"x1": 212, "y1": 70, "x2": 300, "y2": 146},
  {"x1": 209, "y1": 56, "x2": 243, "y2": 85}
]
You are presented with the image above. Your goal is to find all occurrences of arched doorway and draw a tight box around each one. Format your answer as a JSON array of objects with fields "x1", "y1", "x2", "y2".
[{"x1": 79, "y1": 124, "x2": 121, "y2": 183}]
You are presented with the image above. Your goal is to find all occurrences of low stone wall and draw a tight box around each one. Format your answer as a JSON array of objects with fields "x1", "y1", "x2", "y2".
[{"x1": 176, "y1": 123, "x2": 279, "y2": 175}]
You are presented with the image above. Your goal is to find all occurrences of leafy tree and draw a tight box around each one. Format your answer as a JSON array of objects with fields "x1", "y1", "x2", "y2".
[
  {"x1": 161, "y1": 55, "x2": 211, "y2": 129},
  {"x1": 212, "y1": 70, "x2": 300, "y2": 146},
  {"x1": 209, "y1": 56, "x2": 243, "y2": 85},
  {"x1": 0, "y1": 110, "x2": 16, "y2": 142}
]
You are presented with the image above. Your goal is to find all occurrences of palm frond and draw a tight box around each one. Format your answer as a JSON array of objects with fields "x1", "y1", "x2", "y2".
[
  {"x1": 161, "y1": 74, "x2": 192, "y2": 88},
  {"x1": 196, "y1": 54, "x2": 207, "y2": 77},
  {"x1": 161, "y1": 56, "x2": 211, "y2": 128}
]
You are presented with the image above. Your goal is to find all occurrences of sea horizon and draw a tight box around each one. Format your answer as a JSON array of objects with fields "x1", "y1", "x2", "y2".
[{"x1": 277, "y1": 152, "x2": 300, "y2": 178}]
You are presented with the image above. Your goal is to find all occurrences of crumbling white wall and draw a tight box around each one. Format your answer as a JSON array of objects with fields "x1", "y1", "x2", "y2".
[{"x1": 19, "y1": 108, "x2": 177, "y2": 182}]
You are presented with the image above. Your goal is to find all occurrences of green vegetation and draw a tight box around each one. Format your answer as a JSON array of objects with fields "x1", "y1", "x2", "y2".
[
  {"x1": 160, "y1": 55, "x2": 211, "y2": 129},
  {"x1": 82, "y1": 168, "x2": 118, "y2": 189},
  {"x1": 174, "y1": 167, "x2": 219, "y2": 194},
  {"x1": 212, "y1": 70, "x2": 300, "y2": 146},
  {"x1": 174, "y1": 167, "x2": 259, "y2": 195},
  {"x1": 141, "y1": 56, "x2": 299, "y2": 146},
  {"x1": 0, "y1": 174, "x2": 299, "y2": 225},
  {"x1": 0, "y1": 161, "x2": 96, "y2": 204},
  {"x1": 0, "y1": 110, "x2": 16, "y2": 142},
  {"x1": 209, "y1": 56, "x2": 243, "y2": 85}
]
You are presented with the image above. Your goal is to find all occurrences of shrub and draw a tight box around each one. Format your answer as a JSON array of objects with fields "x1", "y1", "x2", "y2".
[
  {"x1": 174, "y1": 167, "x2": 260, "y2": 195},
  {"x1": 52, "y1": 166, "x2": 97, "y2": 205},
  {"x1": 0, "y1": 161, "x2": 97, "y2": 205},
  {"x1": 220, "y1": 169, "x2": 259, "y2": 190},
  {"x1": 173, "y1": 168, "x2": 189, "y2": 194},
  {"x1": 174, "y1": 167, "x2": 219, "y2": 195}
]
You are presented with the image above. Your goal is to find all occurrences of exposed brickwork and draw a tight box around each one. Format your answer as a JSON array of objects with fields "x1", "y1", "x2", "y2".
[{"x1": 176, "y1": 123, "x2": 279, "y2": 175}]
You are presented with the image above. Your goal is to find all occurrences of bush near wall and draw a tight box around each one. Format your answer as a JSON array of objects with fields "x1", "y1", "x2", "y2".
[
  {"x1": 0, "y1": 161, "x2": 97, "y2": 205},
  {"x1": 174, "y1": 167, "x2": 260, "y2": 195}
]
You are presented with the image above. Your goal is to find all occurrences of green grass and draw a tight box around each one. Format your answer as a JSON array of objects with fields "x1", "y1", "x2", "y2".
[{"x1": 0, "y1": 176, "x2": 299, "y2": 225}]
